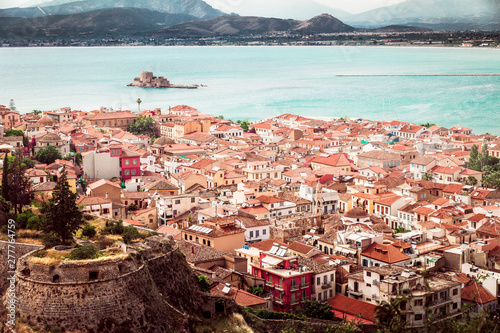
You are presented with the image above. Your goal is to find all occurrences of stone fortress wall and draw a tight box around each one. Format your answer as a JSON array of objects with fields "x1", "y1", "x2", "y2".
[
  {"x1": 3, "y1": 237, "x2": 239, "y2": 332},
  {"x1": 0, "y1": 240, "x2": 44, "y2": 291}
]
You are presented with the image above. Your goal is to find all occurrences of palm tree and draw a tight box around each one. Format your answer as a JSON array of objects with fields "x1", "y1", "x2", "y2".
[
  {"x1": 422, "y1": 172, "x2": 433, "y2": 181},
  {"x1": 136, "y1": 98, "x2": 142, "y2": 112}
]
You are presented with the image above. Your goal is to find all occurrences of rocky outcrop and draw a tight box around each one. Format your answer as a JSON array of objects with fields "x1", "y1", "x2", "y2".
[{"x1": 3, "y1": 237, "x2": 237, "y2": 332}]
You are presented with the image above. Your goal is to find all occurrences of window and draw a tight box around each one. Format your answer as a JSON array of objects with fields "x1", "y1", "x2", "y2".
[
  {"x1": 189, "y1": 235, "x2": 192, "y2": 240},
  {"x1": 191, "y1": 198, "x2": 195, "y2": 203},
  {"x1": 453, "y1": 288, "x2": 458, "y2": 296},
  {"x1": 414, "y1": 299, "x2": 423, "y2": 307},
  {"x1": 415, "y1": 314, "x2": 423, "y2": 321},
  {"x1": 89, "y1": 271, "x2": 99, "y2": 281},
  {"x1": 317, "y1": 277, "x2": 320, "y2": 285},
  {"x1": 256, "y1": 230, "x2": 259, "y2": 237},
  {"x1": 302, "y1": 290, "x2": 306, "y2": 299},
  {"x1": 323, "y1": 276, "x2": 328, "y2": 284},
  {"x1": 184, "y1": 234, "x2": 187, "y2": 240},
  {"x1": 207, "y1": 240, "x2": 211, "y2": 247},
  {"x1": 367, "y1": 271, "x2": 371, "y2": 277},
  {"x1": 124, "y1": 170, "x2": 130, "y2": 176},
  {"x1": 263, "y1": 229, "x2": 266, "y2": 235},
  {"x1": 250, "y1": 231, "x2": 254, "y2": 238},
  {"x1": 175, "y1": 200, "x2": 181, "y2": 204},
  {"x1": 367, "y1": 283, "x2": 371, "y2": 287},
  {"x1": 452, "y1": 302, "x2": 458, "y2": 310},
  {"x1": 203, "y1": 239, "x2": 206, "y2": 245},
  {"x1": 329, "y1": 290, "x2": 333, "y2": 298},
  {"x1": 330, "y1": 274, "x2": 334, "y2": 282},
  {"x1": 125, "y1": 159, "x2": 130, "y2": 165},
  {"x1": 318, "y1": 293, "x2": 322, "y2": 301},
  {"x1": 131, "y1": 169, "x2": 136, "y2": 175},
  {"x1": 132, "y1": 159, "x2": 137, "y2": 165}
]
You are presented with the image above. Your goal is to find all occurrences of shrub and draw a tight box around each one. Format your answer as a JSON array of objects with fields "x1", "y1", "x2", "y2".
[
  {"x1": 42, "y1": 233, "x2": 60, "y2": 248},
  {"x1": 246, "y1": 307, "x2": 300, "y2": 320},
  {"x1": 122, "y1": 226, "x2": 139, "y2": 244},
  {"x1": 127, "y1": 203, "x2": 138, "y2": 211},
  {"x1": 81, "y1": 224, "x2": 97, "y2": 238},
  {"x1": 83, "y1": 214, "x2": 94, "y2": 221},
  {"x1": 26, "y1": 215, "x2": 42, "y2": 230},
  {"x1": 50, "y1": 326, "x2": 62, "y2": 333},
  {"x1": 68, "y1": 245, "x2": 100, "y2": 260},
  {"x1": 17, "y1": 209, "x2": 35, "y2": 229},
  {"x1": 102, "y1": 220, "x2": 124, "y2": 235},
  {"x1": 94, "y1": 235, "x2": 115, "y2": 249},
  {"x1": 197, "y1": 275, "x2": 211, "y2": 293}
]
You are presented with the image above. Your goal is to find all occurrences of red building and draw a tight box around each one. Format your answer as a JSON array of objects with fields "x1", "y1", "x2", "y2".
[
  {"x1": 251, "y1": 244, "x2": 312, "y2": 313},
  {"x1": 114, "y1": 147, "x2": 140, "y2": 180}
]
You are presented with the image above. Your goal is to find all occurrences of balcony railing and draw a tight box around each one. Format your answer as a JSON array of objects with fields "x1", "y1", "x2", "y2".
[
  {"x1": 430, "y1": 297, "x2": 451, "y2": 306},
  {"x1": 291, "y1": 298, "x2": 300, "y2": 305},
  {"x1": 291, "y1": 284, "x2": 300, "y2": 291},
  {"x1": 274, "y1": 298, "x2": 284, "y2": 305},
  {"x1": 321, "y1": 283, "x2": 332, "y2": 289},
  {"x1": 275, "y1": 284, "x2": 284, "y2": 291},
  {"x1": 348, "y1": 288, "x2": 363, "y2": 297},
  {"x1": 301, "y1": 283, "x2": 310, "y2": 289},
  {"x1": 266, "y1": 281, "x2": 274, "y2": 288}
]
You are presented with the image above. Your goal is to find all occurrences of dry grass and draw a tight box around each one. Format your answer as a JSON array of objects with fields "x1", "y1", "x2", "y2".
[
  {"x1": 29, "y1": 250, "x2": 128, "y2": 266},
  {"x1": 16, "y1": 238, "x2": 44, "y2": 245},
  {"x1": 193, "y1": 313, "x2": 255, "y2": 333}
]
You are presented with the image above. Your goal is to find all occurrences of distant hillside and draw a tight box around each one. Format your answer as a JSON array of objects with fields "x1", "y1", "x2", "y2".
[
  {"x1": 154, "y1": 15, "x2": 300, "y2": 38},
  {"x1": 154, "y1": 14, "x2": 358, "y2": 38},
  {"x1": 0, "y1": 7, "x2": 198, "y2": 38},
  {"x1": 0, "y1": 0, "x2": 226, "y2": 19},
  {"x1": 344, "y1": 0, "x2": 500, "y2": 30},
  {"x1": 368, "y1": 25, "x2": 433, "y2": 33},
  {"x1": 293, "y1": 13, "x2": 355, "y2": 34}
]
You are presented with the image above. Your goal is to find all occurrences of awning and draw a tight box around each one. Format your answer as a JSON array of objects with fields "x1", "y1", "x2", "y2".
[
  {"x1": 335, "y1": 246, "x2": 357, "y2": 255},
  {"x1": 262, "y1": 256, "x2": 283, "y2": 266}
]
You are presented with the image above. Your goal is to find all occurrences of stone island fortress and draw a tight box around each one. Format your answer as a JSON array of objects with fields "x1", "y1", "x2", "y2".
[{"x1": 128, "y1": 71, "x2": 202, "y2": 89}]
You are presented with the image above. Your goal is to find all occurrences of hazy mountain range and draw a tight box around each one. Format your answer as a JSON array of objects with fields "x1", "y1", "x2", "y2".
[{"x1": 0, "y1": 0, "x2": 497, "y2": 38}]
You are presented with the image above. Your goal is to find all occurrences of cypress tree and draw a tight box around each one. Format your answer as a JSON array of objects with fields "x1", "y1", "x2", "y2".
[
  {"x1": 44, "y1": 169, "x2": 84, "y2": 243},
  {"x1": 1, "y1": 152, "x2": 9, "y2": 201}
]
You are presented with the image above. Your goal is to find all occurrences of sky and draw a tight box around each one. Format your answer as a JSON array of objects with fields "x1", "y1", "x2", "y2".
[{"x1": 0, "y1": 0, "x2": 408, "y2": 14}]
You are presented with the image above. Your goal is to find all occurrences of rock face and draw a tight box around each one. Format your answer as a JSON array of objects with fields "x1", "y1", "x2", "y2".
[{"x1": 4, "y1": 237, "x2": 237, "y2": 332}]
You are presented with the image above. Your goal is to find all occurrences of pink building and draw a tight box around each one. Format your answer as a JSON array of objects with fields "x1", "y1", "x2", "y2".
[{"x1": 251, "y1": 244, "x2": 312, "y2": 313}]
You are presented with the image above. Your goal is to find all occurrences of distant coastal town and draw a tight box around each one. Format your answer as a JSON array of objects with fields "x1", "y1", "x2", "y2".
[{"x1": 1, "y1": 102, "x2": 500, "y2": 332}]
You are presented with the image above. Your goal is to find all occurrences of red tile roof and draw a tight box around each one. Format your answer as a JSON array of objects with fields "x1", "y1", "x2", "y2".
[
  {"x1": 361, "y1": 242, "x2": 411, "y2": 264},
  {"x1": 211, "y1": 283, "x2": 267, "y2": 307},
  {"x1": 327, "y1": 295, "x2": 376, "y2": 323},
  {"x1": 461, "y1": 280, "x2": 496, "y2": 304}
]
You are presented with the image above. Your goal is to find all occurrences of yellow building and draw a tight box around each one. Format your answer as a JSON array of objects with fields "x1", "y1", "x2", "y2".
[{"x1": 181, "y1": 220, "x2": 246, "y2": 254}]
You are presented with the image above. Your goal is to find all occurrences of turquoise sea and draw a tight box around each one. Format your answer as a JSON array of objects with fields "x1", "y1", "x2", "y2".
[{"x1": 0, "y1": 46, "x2": 499, "y2": 134}]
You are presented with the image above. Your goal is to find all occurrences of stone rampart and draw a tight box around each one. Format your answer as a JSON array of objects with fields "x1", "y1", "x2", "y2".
[{"x1": 0, "y1": 240, "x2": 43, "y2": 292}]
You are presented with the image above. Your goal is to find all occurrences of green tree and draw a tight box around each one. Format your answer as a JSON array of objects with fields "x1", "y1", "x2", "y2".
[
  {"x1": 35, "y1": 145, "x2": 62, "y2": 164},
  {"x1": 4, "y1": 129, "x2": 23, "y2": 137},
  {"x1": 468, "y1": 144, "x2": 481, "y2": 171},
  {"x1": 32, "y1": 110, "x2": 42, "y2": 115},
  {"x1": 422, "y1": 172, "x2": 433, "y2": 181},
  {"x1": 2, "y1": 153, "x2": 10, "y2": 203},
  {"x1": 419, "y1": 123, "x2": 435, "y2": 128},
  {"x1": 127, "y1": 203, "x2": 138, "y2": 211},
  {"x1": 465, "y1": 175, "x2": 478, "y2": 186},
  {"x1": 300, "y1": 301, "x2": 336, "y2": 321},
  {"x1": 248, "y1": 285, "x2": 263, "y2": 296},
  {"x1": 217, "y1": 115, "x2": 224, "y2": 119},
  {"x1": 128, "y1": 115, "x2": 154, "y2": 137},
  {"x1": 375, "y1": 297, "x2": 407, "y2": 333},
  {"x1": 122, "y1": 225, "x2": 139, "y2": 244},
  {"x1": 44, "y1": 169, "x2": 84, "y2": 243},
  {"x1": 480, "y1": 143, "x2": 489, "y2": 170},
  {"x1": 68, "y1": 245, "x2": 100, "y2": 260},
  {"x1": 239, "y1": 119, "x2": 251, "y2": 132},
  {"x1": 6, "y1": 151, "x2": 33, "y2": 215},
  {"x1": 136, "y1": 98, "x2": 142, "y2": 112}
]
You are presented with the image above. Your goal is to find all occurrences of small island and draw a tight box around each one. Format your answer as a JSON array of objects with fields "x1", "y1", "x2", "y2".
[{"x1": 127, "y1": 71, "x2": 204, "y2": 89}]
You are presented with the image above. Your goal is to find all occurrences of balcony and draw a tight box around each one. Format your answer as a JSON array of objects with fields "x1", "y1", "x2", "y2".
[
  {"x1": 430, "y1": 297, "x2": 452, "y2": 306},
  {"x1": 301, "y1": 283, "x2": 310, "y2": 289},
  {"x1": 321, "y1": 283, "x2": 332, "y2": 290},
  {"x1": 291, "y1": 298, "x2": 300, "y2": 305},
  {"x1": 373, "y1": 280, "x2": 380, "y2": 287},
  {"x1": 348, "y1": 288, "x2": 363, "y2": 297},
  {"x1": 291, "y1": 284, "x2": 300, "y2": 291},
  {"x1": 275, "y1": 284, "x2": 284, "y2": 291},
  {"x1": 266, "y1": 281, "x2": 274, "y2": 288},
  {"x1": 274, "y1": 298, "x2": 284, "y2": 305}
]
